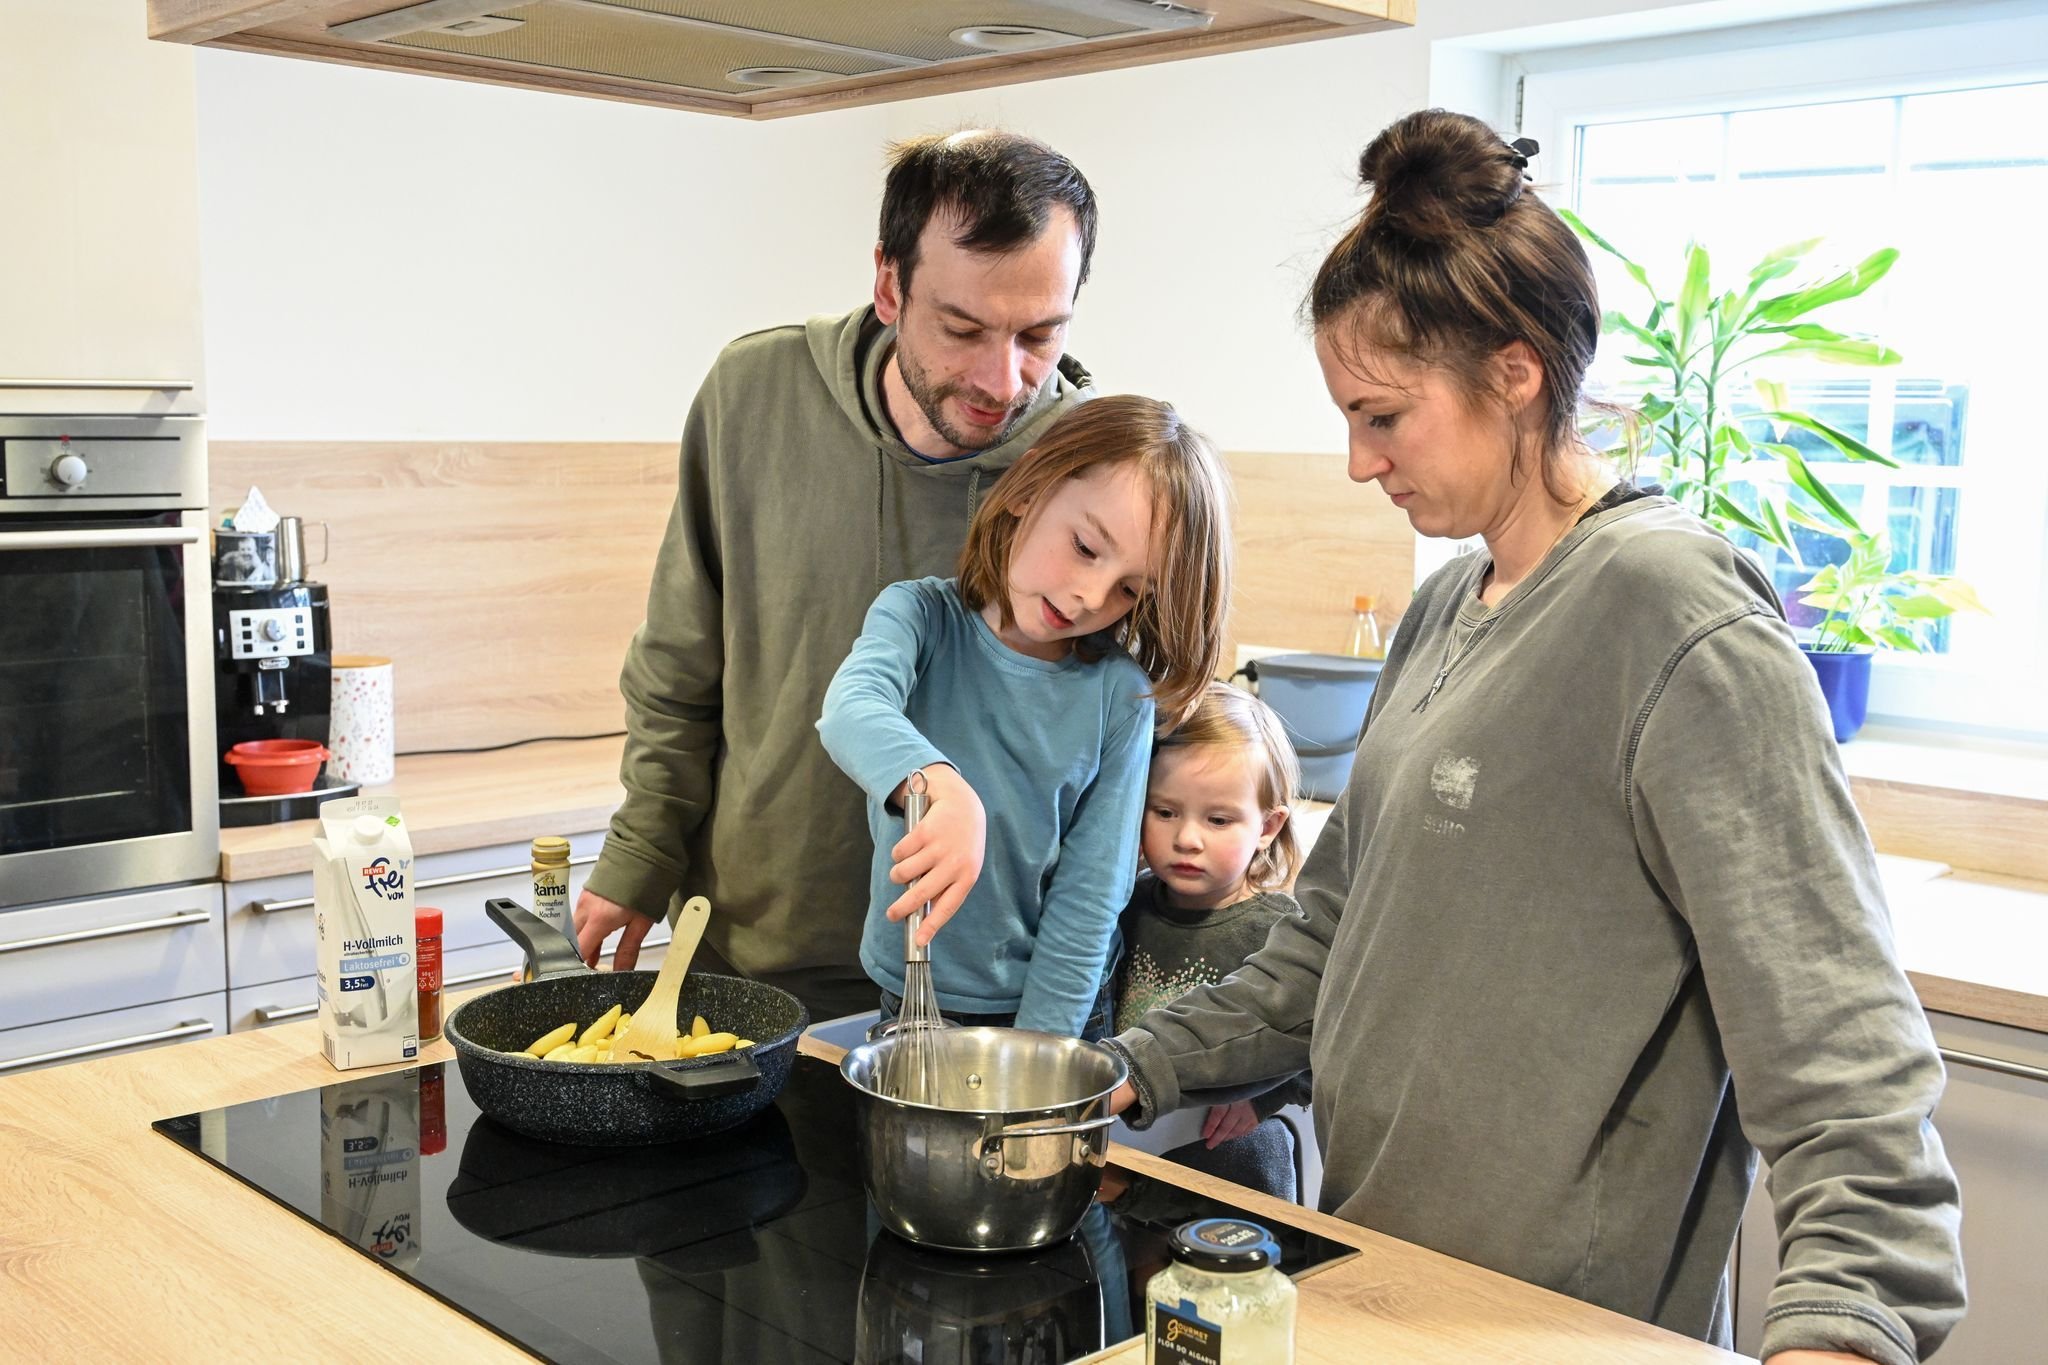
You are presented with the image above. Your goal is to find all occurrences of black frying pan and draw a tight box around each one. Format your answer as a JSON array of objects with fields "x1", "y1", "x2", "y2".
[{"x1": 443, "y1": 899, "x2": 809, "y2": 1146}]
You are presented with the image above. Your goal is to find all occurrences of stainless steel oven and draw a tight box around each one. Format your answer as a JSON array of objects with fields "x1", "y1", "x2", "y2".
[{"x1": 0, "y1": 415, "x2": 217, "y2": 907}]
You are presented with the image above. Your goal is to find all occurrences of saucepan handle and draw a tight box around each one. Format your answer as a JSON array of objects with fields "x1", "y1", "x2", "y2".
[
  {"x1": 486, "y1": 897, "x2": 594, "y2": 980},
  {"x1": 639, "y1": 1052, "x2": 762, "y2": 1102},
  {"x1": 975, "y1": 1114, "x2": 1118, "y2": 1159}
]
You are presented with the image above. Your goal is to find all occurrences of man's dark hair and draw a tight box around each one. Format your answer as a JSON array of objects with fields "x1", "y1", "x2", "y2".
[{"x1": 879, "y1": 130, "x2": 1097, "y2": 299}]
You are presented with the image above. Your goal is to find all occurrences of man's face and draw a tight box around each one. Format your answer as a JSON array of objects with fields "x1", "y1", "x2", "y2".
[{"x1": 874, "y1": 206, "x2": 1085, "y2": 456}]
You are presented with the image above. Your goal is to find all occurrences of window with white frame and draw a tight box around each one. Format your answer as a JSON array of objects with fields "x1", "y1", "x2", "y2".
[{"x1": 1520, "y1": 7, "x2": 2048, "y2": 740}]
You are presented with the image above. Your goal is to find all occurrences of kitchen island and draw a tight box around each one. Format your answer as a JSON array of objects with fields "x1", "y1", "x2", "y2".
[{"x1": 0, "y1": 1003, "x2": 1742, "y2": 1364}]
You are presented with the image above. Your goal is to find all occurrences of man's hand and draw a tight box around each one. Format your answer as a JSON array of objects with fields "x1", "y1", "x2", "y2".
[
  {"x1": 1202, "y1": 1100, "x2": 1260, "y2": 1148},
  {"x1": 573, "y1": 888, "x2": 654, "y2": 970},
  {"x1": 1764, "y1": 1354, "x2": 1881, "y2": 1365},
  {"x1": 885, "y1": 764, "x2": 985, "y2": 943},
  {"x1": 1108, "y1": 1080, "x2": 1137, "y2": 1116}
]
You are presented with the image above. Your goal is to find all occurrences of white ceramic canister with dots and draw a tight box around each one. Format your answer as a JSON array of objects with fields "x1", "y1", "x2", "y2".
[{"x1": 330, "y1": 655, "x2": 396, "y2": 785}]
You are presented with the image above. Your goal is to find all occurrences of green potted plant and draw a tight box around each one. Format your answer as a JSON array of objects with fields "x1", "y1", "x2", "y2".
[{"x1": 1560, "y1": 213, "x2": 1986, "y2": 740}]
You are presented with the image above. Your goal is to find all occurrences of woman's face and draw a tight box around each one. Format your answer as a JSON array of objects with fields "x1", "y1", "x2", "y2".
[{"x1": 1314, "y1": 329, "x2": 1533, "y2": 542}]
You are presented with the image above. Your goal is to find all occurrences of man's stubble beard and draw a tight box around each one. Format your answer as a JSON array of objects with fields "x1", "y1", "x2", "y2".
[{"x1": 895, "y1": 329, "x2": 1032, "y2": 453}]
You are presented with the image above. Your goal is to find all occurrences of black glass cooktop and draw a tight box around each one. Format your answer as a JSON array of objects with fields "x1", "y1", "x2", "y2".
[{"x1": 154, "y1": 1053, "x2": 1347, "y2": 1364}]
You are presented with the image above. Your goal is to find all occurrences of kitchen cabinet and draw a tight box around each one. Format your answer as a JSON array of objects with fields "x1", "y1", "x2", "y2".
[
  {"x1": 0, "y1": 877, "x2": 228, "y2": 1078},
  {"x1": 146, "y1": 0, "x2": 1412, "y2": 120},
  {"x1": 0, "y1": 990, "x2": 228, "y2": 1077},
  {"x1": 1733, "y1": 1011, "x2": 2048, "y2": 1363},
  {"x1": 1, "y1": 1, "x2": 206, "y2": 416},
  {"x1": 229, "y1": 935, "x2": 669, "y2": 1031},
  {"x1": 220, "y1": 830, "x2": 680, "y2": 1031}
]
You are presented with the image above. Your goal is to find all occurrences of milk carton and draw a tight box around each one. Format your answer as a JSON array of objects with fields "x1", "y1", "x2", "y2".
[{"x1": 314, "y1": 795, "x2": 419, "y2": 1069}]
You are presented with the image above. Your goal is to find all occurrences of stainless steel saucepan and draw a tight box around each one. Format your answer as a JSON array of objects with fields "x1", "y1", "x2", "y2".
[{"x1": 841, "y1": 1026, "x2": 1127, "y2": 1252}]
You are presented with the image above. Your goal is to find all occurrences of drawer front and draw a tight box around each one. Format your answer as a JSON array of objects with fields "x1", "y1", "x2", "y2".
[
  {"x1": 225, "y1": 832, "x2": 605, "y2": 989},
  {"x1": 0, "y1": 990, "x2": 227, "y2": 1076},
  {"x1": 230, "y1": 931, "x2": 670, "y2": 1033},
  {"x1": 0, "y1": 883, "x2": 225, "y2": 1033}
]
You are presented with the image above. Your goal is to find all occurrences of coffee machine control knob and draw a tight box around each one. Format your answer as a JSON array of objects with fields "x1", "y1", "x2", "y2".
[
  {"x1": 260, "y1": 618, "x2": 287, "y2": 643},
  {"x1": 49, "y1": 453, "x2": 89, "y2": 488}
]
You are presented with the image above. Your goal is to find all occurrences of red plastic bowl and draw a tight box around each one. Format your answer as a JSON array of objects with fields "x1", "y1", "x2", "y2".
[{"x1": 225, "y1": 739, "x2": 330, "y2": 796}]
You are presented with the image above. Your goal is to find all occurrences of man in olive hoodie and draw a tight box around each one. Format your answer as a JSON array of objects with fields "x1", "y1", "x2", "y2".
[{"x1": 574, "y1": 131, "x2": 1098, "y2": 1020}]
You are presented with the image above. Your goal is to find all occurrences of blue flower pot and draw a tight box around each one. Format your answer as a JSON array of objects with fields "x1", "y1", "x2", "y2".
[{"x1": 1802, "y1": 647, "x2": 1872, "y2": 743}]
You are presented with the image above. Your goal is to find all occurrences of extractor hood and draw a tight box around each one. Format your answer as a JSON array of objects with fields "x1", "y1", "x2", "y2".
[{"x1": 147, "y1": 0, "x2": 1414, "y2": 119}]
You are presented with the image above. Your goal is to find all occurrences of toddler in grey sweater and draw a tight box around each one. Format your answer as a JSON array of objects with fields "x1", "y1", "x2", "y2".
[{"x1": 1113, "y1": 683, "x2": 1312, "y2": 1200}]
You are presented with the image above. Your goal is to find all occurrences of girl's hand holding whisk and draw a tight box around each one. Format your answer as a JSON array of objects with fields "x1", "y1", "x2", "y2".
[{"x1": 885, "y1": 763, "x2": 985, "y2": 943}]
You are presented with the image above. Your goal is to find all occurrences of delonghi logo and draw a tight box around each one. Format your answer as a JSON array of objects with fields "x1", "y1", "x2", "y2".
[{"x1": 360, "y1": 856, "x2": 405, "y2": 898}]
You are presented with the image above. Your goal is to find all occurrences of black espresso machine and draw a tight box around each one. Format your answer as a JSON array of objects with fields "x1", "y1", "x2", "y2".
[{"x1": 212, "y1": 515, "x2": 355, "y2": 825}]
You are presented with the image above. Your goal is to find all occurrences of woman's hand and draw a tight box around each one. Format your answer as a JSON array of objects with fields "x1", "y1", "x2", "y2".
[
  {"x1": 885, "y1": 764, "x2": 986, "y2": 943},
  {"x1": 1107, "y1": 1080, "x2": 1137, "y2": 1116},
  {"x1": 1201, "y1": 1100, "x2": 1260, "y2": 1148}
]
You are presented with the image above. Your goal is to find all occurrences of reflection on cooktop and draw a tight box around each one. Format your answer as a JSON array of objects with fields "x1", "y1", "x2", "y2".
[{"x1": 153, "y1": 1054, "x2": 1349, "y2": 1364}]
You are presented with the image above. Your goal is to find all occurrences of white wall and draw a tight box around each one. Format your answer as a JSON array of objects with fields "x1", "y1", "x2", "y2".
[{"x1": 193, "y1": 0, "x2": 1886, "y2": 446}]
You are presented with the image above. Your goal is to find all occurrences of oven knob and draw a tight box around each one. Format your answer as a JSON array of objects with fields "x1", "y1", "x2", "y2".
[
  {"x1": 261, "y1": 618, "x2": 287, "y2": 642},
  {"x1": 50, "y1": 453, "x2": 88, "y2": 488}
]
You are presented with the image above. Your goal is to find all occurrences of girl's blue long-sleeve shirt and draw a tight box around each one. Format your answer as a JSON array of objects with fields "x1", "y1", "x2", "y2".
[{"x1": 817, "y1": 577, "x2": 1154, "y2": 1035}]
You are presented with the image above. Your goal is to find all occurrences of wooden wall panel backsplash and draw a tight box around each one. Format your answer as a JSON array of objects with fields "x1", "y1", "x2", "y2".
[
  {"x1": 210, "y1": 441, "x2": 679, "y2": 752},
  {"x1": 209, "y1": 442, "x2": 1414, "y2": 753},
  {"x1": 1222, "y1": 450, "x2": 1415, "y2": 667}
]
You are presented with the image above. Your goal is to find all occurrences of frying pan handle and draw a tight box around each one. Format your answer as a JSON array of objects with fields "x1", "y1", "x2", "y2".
[
  {"x1": 639, "y1": 1052, "x2": 763, "y2": 1102},
  {"x1": 486, "y1": 898, "x2": 594, "y2": 980}
]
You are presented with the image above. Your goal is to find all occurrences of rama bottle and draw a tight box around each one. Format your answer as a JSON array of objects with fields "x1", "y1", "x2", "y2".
[{"x1": 531, "y1": 835, "x2": 576, "y2": 951}]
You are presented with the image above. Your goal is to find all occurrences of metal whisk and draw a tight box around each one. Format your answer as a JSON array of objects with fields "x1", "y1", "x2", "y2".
[{"x1": 881, "y1": 769, "x2": 949, "y2": 1105}]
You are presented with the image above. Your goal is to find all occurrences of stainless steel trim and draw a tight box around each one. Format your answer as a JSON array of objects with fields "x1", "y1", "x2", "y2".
[
  {"x1": 553, "y1": 0, "x2": 932, "y2": 66},
  {"x1": 439, "y1": 933, "x2": 672, "y2": 989},
  {"x1": 0, "y1": 378, "x2": 195, "y2": 391},
  {"x1": 250, "y1": 852, "x2": 600, "y2": 913},
  {"x1": 0, "y1": 1019, "x2": 214, "y2": 1073},
  {"x1": 0, "y1": 527, "x2": 204, "y2": 551},
  {"x1": 253, "y1": 1002, "x2": 319, "y2": 1024},
  {"x1": 1034, "y1": 0, "x2": 1213, "y2": 33},
  {"x1": 0, "y1": 909, "x2": 212, "y2": 956},
  {"x1": 1940, "y1": 1045, "x2": 2048, "y2": 1084},
  {"x1": 443, "y1": 965, "x2": 514, "y2": 989}
]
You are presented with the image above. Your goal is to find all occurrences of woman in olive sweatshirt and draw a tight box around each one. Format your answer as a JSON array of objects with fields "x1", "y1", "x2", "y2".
[{"x1": 1106, "y1": 110, "x2": 1965, "y2": 1365}]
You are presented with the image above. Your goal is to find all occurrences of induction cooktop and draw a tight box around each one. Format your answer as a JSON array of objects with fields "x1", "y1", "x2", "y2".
[{"x1": 153, "y1": 1053, "x2": 1348, "y2": 1364}]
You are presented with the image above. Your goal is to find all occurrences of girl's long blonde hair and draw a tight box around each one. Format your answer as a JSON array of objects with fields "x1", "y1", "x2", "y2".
[
  {"x1": 1155, "y1": 682, "x2": 1303, "y2": 892},
  {"x1": 958, "y1": 394, "x2": 1232, "y2": 728}
]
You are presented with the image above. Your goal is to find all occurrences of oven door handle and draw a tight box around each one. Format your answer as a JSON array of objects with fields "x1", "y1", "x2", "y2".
[{"x1": 0, "y1": 527, "x2": 205, "y2": 551}]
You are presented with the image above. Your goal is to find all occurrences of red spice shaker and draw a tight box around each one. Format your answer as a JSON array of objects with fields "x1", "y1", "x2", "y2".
[{"x1": 415, "y1": 906, "x2": 444, "y2": 1042}]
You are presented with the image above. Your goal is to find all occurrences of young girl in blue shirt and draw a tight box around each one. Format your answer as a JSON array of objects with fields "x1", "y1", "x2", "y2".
[{"x1": 817, "y1": 394, "x2": 1233, "y2": 1038}]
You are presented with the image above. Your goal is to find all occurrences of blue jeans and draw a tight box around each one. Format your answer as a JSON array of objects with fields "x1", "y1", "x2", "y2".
[{"x1": 875, "y1": 977, "x2": 1115, "y2": 1043}]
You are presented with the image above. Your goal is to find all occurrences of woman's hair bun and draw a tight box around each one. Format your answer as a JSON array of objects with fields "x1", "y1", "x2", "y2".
[{"x1": 1358, "y1": 108, "x2": 1527, "y2": 244}]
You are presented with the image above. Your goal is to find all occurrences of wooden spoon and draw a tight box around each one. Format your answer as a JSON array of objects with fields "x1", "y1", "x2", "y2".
[{"x1": 613, "y1": 895, "x2": 710, "y2": 1063}]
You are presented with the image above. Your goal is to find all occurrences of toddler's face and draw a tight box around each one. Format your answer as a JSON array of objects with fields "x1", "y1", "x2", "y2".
[{"x1": 1141, "y1": 744, "x2": 1281, "y2": 911}]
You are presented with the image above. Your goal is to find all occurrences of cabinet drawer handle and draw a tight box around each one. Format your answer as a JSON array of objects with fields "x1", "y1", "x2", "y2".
[
  {"x1": 0, "y1": 910, "x2": 212, "y2": 956},
  {"x1": 439, "y1": 934, "x2": 673, "y2": 990},
  {"x1": 0, "y1": 378, "x2": 196, "y2": 391},
  {"x1": 1940, "y1": 1045, "x2": 2048, "y2": 1084},
  {"x1": 252, "y1": 1003, "x2": 319, "y2": 1025},
  {"x1": 0, "y1": 1019, "x2": 214, "y2": 1073},
  {"x1": 251, "y1": 852, "x2": 600, "y2": 914}
]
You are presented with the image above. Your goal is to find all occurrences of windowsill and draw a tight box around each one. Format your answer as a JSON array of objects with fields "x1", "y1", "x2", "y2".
[{"x1": 1839, "y1": 726, "x2": 2048, "y2": 804}]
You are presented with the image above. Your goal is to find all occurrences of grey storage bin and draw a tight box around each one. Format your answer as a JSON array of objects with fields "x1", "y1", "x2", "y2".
[{"x1": 1244, "y1": 653, "x2": 1384, "y2": 801}]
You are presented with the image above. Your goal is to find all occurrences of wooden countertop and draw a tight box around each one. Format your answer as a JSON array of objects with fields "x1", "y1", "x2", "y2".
[
  {"x1": 217, "y1": 735, "x2": 2047, "y2": 1034},
  {"x1": 0, "y1": 1009, "x2": 1742, "y2": 1364},
  {"x1": 218, "y1": 735, "x2": 626, "y2": 881}
]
